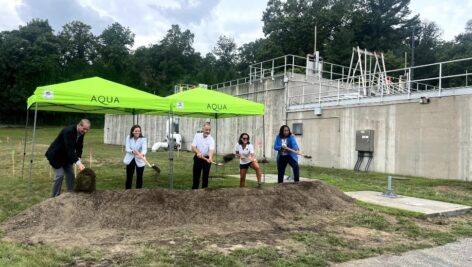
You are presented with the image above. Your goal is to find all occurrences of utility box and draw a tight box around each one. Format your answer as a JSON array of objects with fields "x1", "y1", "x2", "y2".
[
  {"x1": 292, "y1": 123, "x2": 303, "y2": 135},
  {"x1": 356, "y1": 130, "x2": 374, "y2": 152}
]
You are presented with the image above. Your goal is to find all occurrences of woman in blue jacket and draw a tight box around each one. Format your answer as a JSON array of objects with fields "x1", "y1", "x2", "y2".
[
  {"x1": 274, "y1": 125, "x2": 300, "y2": 183},
  {"x1": 123, "y1": 125, "x2": 147, "y2": 189}
]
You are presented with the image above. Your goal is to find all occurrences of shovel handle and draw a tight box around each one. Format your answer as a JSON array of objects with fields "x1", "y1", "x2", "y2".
[
  {"x1": 139, "y1": 155, "x2": 152, "y2": 167},
  {"x1": 282, "y1": 146, "x2": 311, "y2": 158}
]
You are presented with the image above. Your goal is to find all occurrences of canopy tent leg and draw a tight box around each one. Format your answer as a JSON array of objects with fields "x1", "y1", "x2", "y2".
[
  {"x1": 215, "y1": 115, "x2": 218, "y2": 176},
  {"x1": 168, "y1": 112, "x2": 174, "y2": 189},
  {"x1": 21, "y1": 107, "x2": 30, "y2": 180},
  {"x1": 262, "y1": 114, "x2": 266, "y2": 184},
  {"x1": 27, "y1": 102, "x2": 38, "y2": 198}
]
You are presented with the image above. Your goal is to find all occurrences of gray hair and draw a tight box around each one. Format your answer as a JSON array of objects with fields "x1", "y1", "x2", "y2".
[{"x1": 79, "y1": 119, "x2": 91, "y2": 127}]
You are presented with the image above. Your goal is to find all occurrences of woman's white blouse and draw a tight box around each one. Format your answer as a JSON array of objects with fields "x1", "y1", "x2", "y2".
[{"x1": 123, "y1": 136, "x2": 147, "y2": 167}]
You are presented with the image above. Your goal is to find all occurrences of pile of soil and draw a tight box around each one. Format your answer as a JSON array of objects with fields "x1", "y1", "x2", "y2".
[{"x1": 1, "y1": 181, "x2": 353, "y2": 248}]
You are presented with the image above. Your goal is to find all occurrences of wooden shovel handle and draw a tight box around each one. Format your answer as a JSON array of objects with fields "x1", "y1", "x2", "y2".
[{"x1": 139, "y1": 154, "x2": 152, "y2": 167}]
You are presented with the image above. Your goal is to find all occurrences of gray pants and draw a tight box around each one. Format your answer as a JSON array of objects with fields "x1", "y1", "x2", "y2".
[{"x1": 52, "y1": 164, "x2": 75, "y2": 197}]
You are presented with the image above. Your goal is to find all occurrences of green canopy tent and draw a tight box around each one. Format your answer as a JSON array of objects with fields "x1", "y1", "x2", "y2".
[
  {"x1": 167, "y1": 87, "x2": 265, "y2": 118},
  {"x1": 163, "y1": 87, "x2": 266, "y2": 187},
  {"x1": 23, "y1": 77, "x2": 170, "y2": 194}
]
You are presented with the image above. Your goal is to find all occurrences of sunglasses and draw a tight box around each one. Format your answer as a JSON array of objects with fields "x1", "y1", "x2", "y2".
[{"x1": 242, "y1": 137, "x2": 249, "y2": 140}]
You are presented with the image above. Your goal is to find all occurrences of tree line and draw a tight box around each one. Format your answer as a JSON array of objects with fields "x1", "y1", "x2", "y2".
[{"x1": 1, "y1": 0, "x2": 472, "y2": 124}]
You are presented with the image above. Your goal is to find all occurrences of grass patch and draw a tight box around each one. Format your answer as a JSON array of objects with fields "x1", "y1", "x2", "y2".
[
  {"x1": 0, "y1": 239, "x2": 102, "y2": 267},
  {"x1": 349, "y1": 213, "x2": 389, "y2": 231},
  {"x1": 453, "y1": 220, "x2": 472, "y2": 236},
  {"x1": 355, "y1": 200, "x2": 425, "y2": 219},
  {"x1": 1, "y1": 126, "x2": 472, "y2": 266},
  {"x1": 231, "y1": 246, "x2": 281, "y2": 265}
]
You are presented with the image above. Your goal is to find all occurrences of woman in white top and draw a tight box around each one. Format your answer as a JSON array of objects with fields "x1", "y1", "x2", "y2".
[
  {"x1": 234, "y1": 133, "x2": 262, "y2": 187},
  {"x1": 123, "y1": 125, "x2": 147, "y2": 189}
]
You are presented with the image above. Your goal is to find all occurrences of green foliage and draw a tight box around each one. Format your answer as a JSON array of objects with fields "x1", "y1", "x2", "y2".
[
  {"x1": 350, "y1": 213, "x2": 389, "y2": 230},
  {"x1": 0, "y1": 240, "x2": 102, "y2": 267},
  {"x1": 2, "y1": 1, "x2": 472, "y2": 125}
]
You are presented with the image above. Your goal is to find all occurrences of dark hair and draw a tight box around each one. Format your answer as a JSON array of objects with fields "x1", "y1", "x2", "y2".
[
  {"x1": 129, "y1": 125, "x2": 144, "y2": 138},
  {"x1": 278, "y1": 125, "x2": 291, "y2": 138},
  {"x1": 238, "y1": 133, "x2": 250, "y2": 145}
]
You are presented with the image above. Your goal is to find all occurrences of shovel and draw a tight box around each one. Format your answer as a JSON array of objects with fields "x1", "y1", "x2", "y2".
[
  {"x1": 282, "y1": 145, "x2": 312, "y2": 159},
  {"x1": 141, "y1": 156, "x2": 161, "y2": 175}
]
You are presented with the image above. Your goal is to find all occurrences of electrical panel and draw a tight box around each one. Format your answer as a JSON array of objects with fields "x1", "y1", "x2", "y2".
[
  {"x1": 292, "y1": 123, "x2": 303, "y2": 135},
  {"x1": 356, "y1": 130, "x2": 374, "y2": 152}
]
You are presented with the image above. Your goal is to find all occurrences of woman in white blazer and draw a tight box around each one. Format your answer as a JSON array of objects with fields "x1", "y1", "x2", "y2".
[{"x1": 123, "y1": 125, "x2": 147, "y2": 189}]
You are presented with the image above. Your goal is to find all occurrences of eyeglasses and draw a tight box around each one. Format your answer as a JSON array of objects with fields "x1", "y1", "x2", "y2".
[{"x1": 242, "y1": 137, "x2": 249, "y2": 140}]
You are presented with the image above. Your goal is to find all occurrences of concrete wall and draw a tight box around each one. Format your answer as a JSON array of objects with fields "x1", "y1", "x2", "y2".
[
  {"x1": 287, "y1": 95, "x2": 472, "y2": 181},
  {"x1": 104, "y1": 76, "x2": 287, "y2": 160},
  {"x1": 104, "y1": 73, "x2": 472, "y2": 181}
]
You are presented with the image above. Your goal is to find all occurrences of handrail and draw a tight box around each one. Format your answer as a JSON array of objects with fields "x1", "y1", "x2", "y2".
[{"x1": 208, "y1": 53, "x2": 472, "y2": 108}]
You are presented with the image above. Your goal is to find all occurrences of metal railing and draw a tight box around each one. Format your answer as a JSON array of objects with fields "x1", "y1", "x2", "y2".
[
  {"x1": 287, "y1": 56, "x2": 472, "y2": 108},
  {"x1": 208, "y1": 53, "x2": 472, "y2": 108},
  {"x1": 209, "y1": 54, "x2": 353, "y2": 89},
  {"x1": 248, "y1": 54, "x2": 351, "y2": 82},
  {"x1": 209, "y1": 77, "x2": 250, "y2": 90}
]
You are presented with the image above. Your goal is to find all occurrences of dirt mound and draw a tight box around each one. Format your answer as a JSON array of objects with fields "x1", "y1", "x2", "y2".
[{"x1": 1, "y1": 181, "x2": 353, "y2": 247}]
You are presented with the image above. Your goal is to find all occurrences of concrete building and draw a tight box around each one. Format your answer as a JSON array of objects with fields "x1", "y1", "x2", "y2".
[{"x1": 105, "y1": 53, "x2": 472, "y2": 181}]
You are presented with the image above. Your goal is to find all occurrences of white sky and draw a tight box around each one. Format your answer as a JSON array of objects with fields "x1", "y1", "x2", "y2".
[{"x1": 0, "y1": 0, "x2": 470, "y2": 54}]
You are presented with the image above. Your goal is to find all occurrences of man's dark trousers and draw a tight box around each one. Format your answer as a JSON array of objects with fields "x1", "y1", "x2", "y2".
[{"x1": 192, "y1": 155, "x2": 211, "y2": 189}]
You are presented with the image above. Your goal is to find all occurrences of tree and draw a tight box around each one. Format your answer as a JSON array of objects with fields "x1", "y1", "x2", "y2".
[
  {"x1": 58, "y1": 21, "x2": 98, "y2": 71},
  {"x1": 0, "y1": 19, "x2": 61, "y2": 123},
  {"x1": 261, "y1": 0, "x2": 421, "y2": 67},
  {"x1": 211, "y1": 35, "x2": 239, "y2": 81},
  {"x1": 465, "y1": 19, "x2": 472, "y2": 34},
  {"x1": 413, "y1": 21, "x2": 442, "y2": 65},
  {"x1": 213, "y1": 35, "x2": 238, "y2": 65},
  {"x1": 238, "y1": 37, "x2": 284, "y2": 73},
  {"x1": 195, "y1": 53, "x2": 219, "y2": 85},
  {"x1": 436, "y1": 21, "x2": 472, "y2": 87},
  {"x1": 127, "y1": 25, "x2": 200, "y2": 95},
  {"x1": 160, "y1": 24, "x2": 195, "y2": 56},
  {"x1": 352, "y1": 0, "x2": 420, "y2": 52},
  {"x1": 98, "y1": 22, "x2": 135, "y2": 81},
  {"x1": 262, "y1": 0, "x2": 356, "y2": 57}
]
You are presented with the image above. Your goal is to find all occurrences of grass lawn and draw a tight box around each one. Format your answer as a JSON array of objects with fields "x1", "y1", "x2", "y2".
[{"x1": 0, "y1": 125, "x2": 471, "y2": 266}]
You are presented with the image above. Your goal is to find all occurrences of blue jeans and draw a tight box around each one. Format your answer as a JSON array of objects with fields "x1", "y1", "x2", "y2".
[
  {"x1": 51, "y1": 164, "x2": 75, "y2": 197},
  {"x1": 277, "y1": 155, "x2": 299, "y2": 183}
]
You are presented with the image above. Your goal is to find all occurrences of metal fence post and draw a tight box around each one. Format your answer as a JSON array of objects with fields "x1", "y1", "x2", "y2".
[
  {"x1": 407, "y1": 67, "x2": 411, "y2": 94},
  {"x1": 284, "y1": 56, "x2": 287, "y2": 78},
  {"x1": 330, "y1": 64, "x2": 333, "y2": 80},
  {"x1": 408, "y1": 74, "x2": 411, "y2": 99},
  {"x1": 337, "y1": 80, "x2": 340, "y2": 105},
  {"x1": 318, "y1": 80, "x2": 322, "y2": 106},
  {"x1": 357, "y1": 81, "x2": 360, "y2": 103},
  {"x1": 439, "y1": 63, "x2": 442, "y2": 96},
  {"x1": 302, "y1": 85, "x2": 305, "y2": 108},
  {"x1": 292, "y1": 56, "x2": 295, "y2": 78}
]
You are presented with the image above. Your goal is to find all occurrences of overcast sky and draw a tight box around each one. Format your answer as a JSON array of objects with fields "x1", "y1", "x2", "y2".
[{"x1": 0, "y1": 0, "x2": 471, "y2": 55}]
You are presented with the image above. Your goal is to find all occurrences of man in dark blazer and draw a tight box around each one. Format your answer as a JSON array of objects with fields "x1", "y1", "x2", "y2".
[{"x1": 46, "y1": 119, "x2": 90, "y2": 197}]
